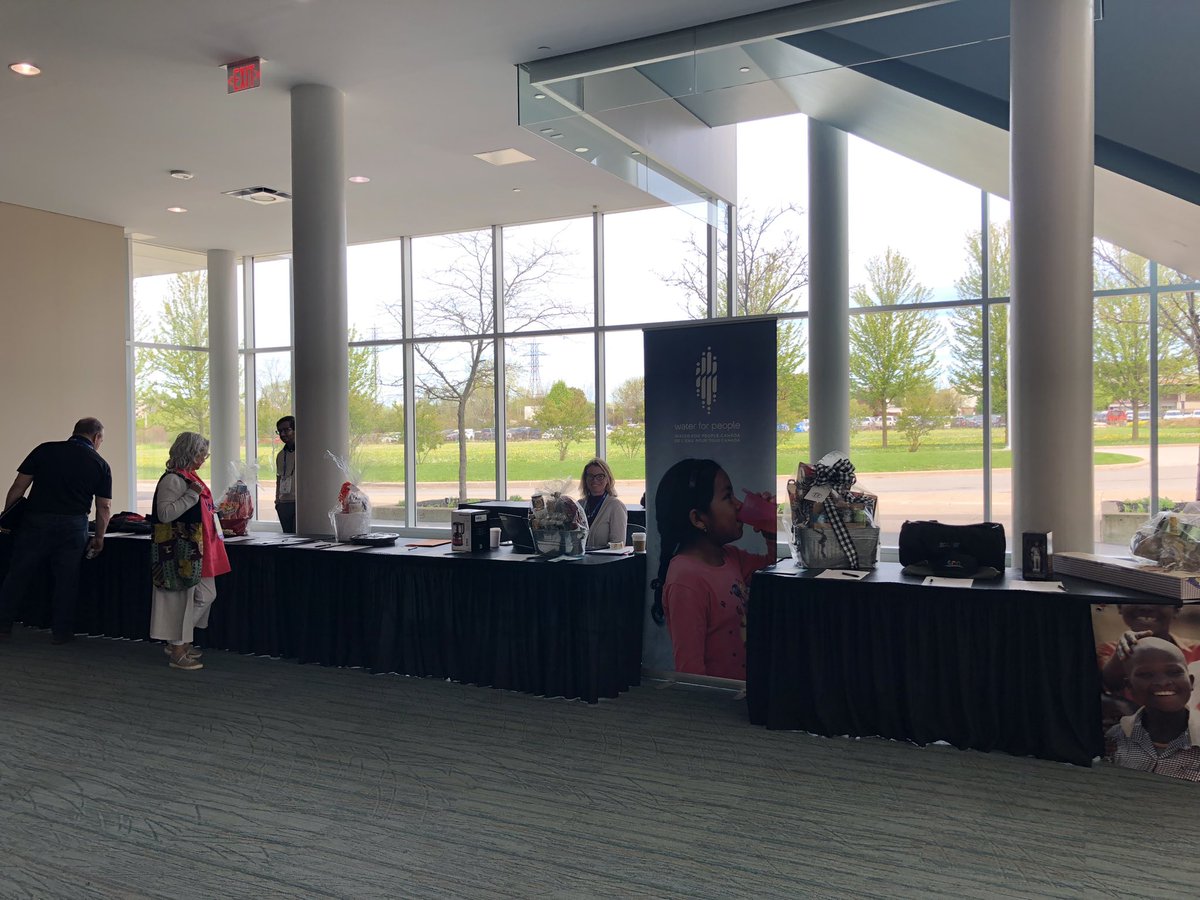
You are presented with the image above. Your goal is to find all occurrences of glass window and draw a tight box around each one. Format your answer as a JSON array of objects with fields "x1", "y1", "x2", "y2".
[
  {"x1": 349, "y1": 240, "x2": 403, "y2": 340},
  {"x1": 413, "y1": 340, "x2": 496, "y2": 525},
  {"x1": 349, "y1": 343, "x2": 405, "y2": 524},
  {"x1": 737, "y1": 114, "x2": 810, "y2": 315},
  {"x1": 412, "y1": 230, "x2": 493, "y2": 339},
  {"x1": 851, "y1": 301, "x2": 982, "y2": 546},
  {"x1": 848, "y1": 137, "x2": 980, "y2": 306},
  {"x1": 986, "y1": 196, "x2": 1011, "y2": 301},
  {"x1": 505, "y1": 334, "x2": 595, "y2": 500},
  {"x1": 503, "y1": 218, "x2": 594, "y2": 330},
  {"x1": 255, "y1": 351, "x2": 293, "y2": 522},
  {"x1": 1157, "y1": 288, "x2": 1200, "y2": 551},
  {"x1": 254, "y1": 256, "x2": 292, "y2": 348},
  {"x1": 604, "y1": 329, "x2": 646, "y2": 491},
  {"x1": 1094, "y1": 239, "x2": 1149, "y2": 291},
  {"x1": 1094, "y1": 293, "x2": 1152, "y2": 551},
  {"x1": 604, "y1": 206, "x2": 707, "y2": 326},
  {"x1": 133, "y1": 347, "x2": 212, "y2": 514}
]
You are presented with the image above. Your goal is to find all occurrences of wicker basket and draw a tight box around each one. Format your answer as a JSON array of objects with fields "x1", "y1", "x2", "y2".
[{"x1": 792, "y1": 524, "x2": 880, "y2": 569}]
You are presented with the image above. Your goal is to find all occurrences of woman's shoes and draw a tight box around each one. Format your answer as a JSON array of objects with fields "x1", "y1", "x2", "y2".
[
  {"x1": 163, "y1": 644, "x2": 202, "y2": 660},
  {"x1": 169, "y1": 653, "x2": 203, "y2": 671}
]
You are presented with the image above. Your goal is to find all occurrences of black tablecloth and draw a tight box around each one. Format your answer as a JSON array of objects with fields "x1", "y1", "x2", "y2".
[
  {"x1": 2, "y1": 534, "x2": 645, "y2": 704},
  {"x1": 746, "y1": 562, "x2": 1113, "y2": 766}
]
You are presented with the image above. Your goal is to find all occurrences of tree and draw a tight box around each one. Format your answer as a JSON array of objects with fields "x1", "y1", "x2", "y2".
[
  {"x1": 413, "y1": 400, "x2": 441, "y2": 463},
  {"x1": 897, "y1": 384, "x2": 958, "y2": 452},
  {"x1": 609, "y1": 376, "x2": 645, "y2": 425},
  {"x1": 148, "y1": 271, "x2": 210, "y2": 434},
  {"x1": 392, "y1": 230, "x2": 575, "y2": 501},
  {"x1": 534, "y1": 380, "x2": 593, "y2": 461},
  {"x1": 609, "y1": 423, "x2": 645, "y2": 459},
  {"x1": 1093, "y1": 242, "x2": 1189, "y2": 441},
  {"x1": 348, "y1": 334, "x2": 383, "y2": 460},
  {"x1": 663, "y1": 204, "x2": 809, "y2": 427},
  {"x1": 949, "y1": 223, "x2": 1010, "y2": 443},
  {"x1": 849, "y1": 249, "x2": 940, "y2": 448}
]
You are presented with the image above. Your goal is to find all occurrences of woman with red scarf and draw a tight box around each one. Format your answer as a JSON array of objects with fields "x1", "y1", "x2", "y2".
[{"x1": 149, "y1": 432, "x2": 230, "y2": 671}]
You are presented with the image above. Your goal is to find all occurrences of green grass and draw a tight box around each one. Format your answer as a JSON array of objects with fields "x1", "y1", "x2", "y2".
[{"x1": 136, "y1": 427, "x2": 1142, "y2": 483}]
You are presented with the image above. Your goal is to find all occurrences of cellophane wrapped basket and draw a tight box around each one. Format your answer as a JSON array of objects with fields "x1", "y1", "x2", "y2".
[{"x1": 787, "y1": 450, "x2": 880, "y2": 570}]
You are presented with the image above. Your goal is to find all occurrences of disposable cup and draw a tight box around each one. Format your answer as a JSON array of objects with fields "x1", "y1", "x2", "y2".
[{"x1": 736, "y1": 489, "x2": 777, "y2": 533}]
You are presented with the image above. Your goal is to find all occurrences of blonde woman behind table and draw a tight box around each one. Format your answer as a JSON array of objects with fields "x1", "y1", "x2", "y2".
[
  {"x1": 149, "y1": 432, "x2": 230, "y2": 671},
  {"x1": 578, "y1": 457, "x2": 628, "y2": 550}
]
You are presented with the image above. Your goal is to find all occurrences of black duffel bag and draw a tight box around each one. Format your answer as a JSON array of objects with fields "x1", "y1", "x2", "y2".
[{"x1": 898, "y1": 520, "x2": 1006, "y2": 577}]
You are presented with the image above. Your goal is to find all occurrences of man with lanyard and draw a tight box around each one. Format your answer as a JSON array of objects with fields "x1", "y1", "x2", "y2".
[
  {"x1": 275, "y1": 415, "x2": 297, "y2": 533},
  {"x1": 0, "y1": 417, "x2": 112, "y2": 644}
]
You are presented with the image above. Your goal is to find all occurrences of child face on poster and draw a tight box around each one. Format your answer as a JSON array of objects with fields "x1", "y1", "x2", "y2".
[
  {"x1": 1126, "y1": 638, "x2": 1194, "y2": 715},
  {"x1": 1113, "y1": 604, "x2": 1182, "y2": 662},
  {"x1": 691, "y1": 469, "x2": 744, "y2": 546}
]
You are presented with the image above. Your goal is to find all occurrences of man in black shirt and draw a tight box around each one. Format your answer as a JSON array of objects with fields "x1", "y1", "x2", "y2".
[{"x1": 0, "y1": 417, "x2": 113, "y2": 643}]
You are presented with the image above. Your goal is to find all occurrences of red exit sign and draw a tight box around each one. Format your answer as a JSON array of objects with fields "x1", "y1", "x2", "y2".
[{"x1": 226, "y1": 57, "x2": 262, "y2": 94}]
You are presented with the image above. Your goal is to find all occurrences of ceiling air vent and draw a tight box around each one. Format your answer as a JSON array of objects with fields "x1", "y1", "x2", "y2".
[{"x1": 223, "y1": 186, "x2": 292, "y2": 205}]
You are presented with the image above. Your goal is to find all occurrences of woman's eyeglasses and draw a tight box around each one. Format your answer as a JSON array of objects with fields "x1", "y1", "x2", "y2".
[{"x1": 586, "y1": 472, "x2": 607, "y2": 482}]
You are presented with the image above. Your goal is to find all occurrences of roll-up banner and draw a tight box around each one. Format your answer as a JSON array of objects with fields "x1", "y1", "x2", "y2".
[
  {"x1": 643, "y1": 319, "x2": 777, "y2": 680},
  {"x1": 1093, "y1": 601, "x2": 1200, "y2": 781}
]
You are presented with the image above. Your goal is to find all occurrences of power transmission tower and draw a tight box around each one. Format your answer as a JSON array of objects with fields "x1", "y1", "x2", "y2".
[{"x1": 528, "y1": 341, "x2": 544, "y2": 397}]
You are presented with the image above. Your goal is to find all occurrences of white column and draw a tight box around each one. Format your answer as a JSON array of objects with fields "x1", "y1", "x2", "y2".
[
  {"x1": 807, "y1": 119, "x2": 850, "y2": 458},
  {"x1": 291, "y1": 84, "x2": 349, "y2": 535},
  {"x1": 207, "y1": 249, "x2": 239, "y2": 493},
  {"x1": 1009, "y1": 0, "x2": 1095, "y2": 551}
]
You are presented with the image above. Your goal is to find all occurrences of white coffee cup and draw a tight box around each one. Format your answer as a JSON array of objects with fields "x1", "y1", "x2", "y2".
[
  {"x1": 608, "y1": 540, "x2": 625, "y2": 551},
  {"x1": 631, "y1": 532, "x2": 647, "y2": 553},
  {"x1": 489, "y1": 526, "x2": 501, "y2": 550}
]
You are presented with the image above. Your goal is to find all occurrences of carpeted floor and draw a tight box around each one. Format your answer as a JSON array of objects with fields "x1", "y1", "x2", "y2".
[{"x1": 1, "y1": 627, "x2": 1197, "y2": 899}]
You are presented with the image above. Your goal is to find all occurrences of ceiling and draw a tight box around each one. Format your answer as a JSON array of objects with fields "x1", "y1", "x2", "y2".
[{"x1": 0, "y1": 0, "x2": 789, "y2": 259}]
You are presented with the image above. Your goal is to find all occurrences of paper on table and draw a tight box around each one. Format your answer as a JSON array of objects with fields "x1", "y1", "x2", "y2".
[
  {"x1": 922, "y1": 576, "x2": 976, "y2": 588},
  {"x1": 318, "y1": 542, "x2": 368, "y2": 552},
  {"x1": 814, "y1": 569, "x2": 870, "y2": 580},
  {"x1": 405, "y1": 538, "x2": 451, "y2": 548},
  {"x1": 1009, "y1": 580, "x2": 1068, "y2": 593},
  {"x1": 589, "y1": 547, "x2": 633, "y2": 556}
]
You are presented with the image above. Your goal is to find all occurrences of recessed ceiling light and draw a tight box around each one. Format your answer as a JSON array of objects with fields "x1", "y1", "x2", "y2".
[
  {"x1": 533, "y1": 93, "x2": 546, "y2": 99},
  {"x1": 169, "y1": 169, "x2": 194, "y2": 181},
  {"x1": 631, "y1": 151, "x2": 642, "y2": 157},
  {"x1": 739, "y1": 66, "x2": 751, "y2": 73},
  {"x1": 549, "y1": 133, "x2": 563, "y2": 139},
  {"x1": 537, "y1": 46, "x2": 551, "y2": 51},
  {"x1": 539, "y1": 127, "x2": 554, "y2": 134},
  {"x1": 348, "y1": 175, "x2": 371, "y2": 183},
  {"x1": 9, "y1": 62, "x2": 41, "y2": 76},
  {"x1": 512, "y1": 188, "x2": 521, "y2": 193},
  {"x1": 473, "y1": 148, "x2": 536, "y2": 166},
  {"x1": 574, "y1": 147, "x2": 590, "y2": 153},
  {"x1": 167, "y1": 207, "x2": 187, "y2": 214}
]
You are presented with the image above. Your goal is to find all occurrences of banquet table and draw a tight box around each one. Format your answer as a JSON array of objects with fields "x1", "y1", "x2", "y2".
[
  {"x1": 0, "y1": 533, "x2": 645, "y2": 704},
  {"x1": 744, "y1": 560, "x2": 1175, "y2": 767}
]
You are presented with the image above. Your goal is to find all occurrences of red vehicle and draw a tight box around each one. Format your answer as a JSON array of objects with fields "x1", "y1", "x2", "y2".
[{"x1": 1105, "y1": 405, "x2": 1128, "y2": 426}]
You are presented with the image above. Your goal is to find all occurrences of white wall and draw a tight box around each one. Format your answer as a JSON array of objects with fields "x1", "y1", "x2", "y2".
[{"x1": 0, "y1": 201, "x2": 130, "y2": 510}]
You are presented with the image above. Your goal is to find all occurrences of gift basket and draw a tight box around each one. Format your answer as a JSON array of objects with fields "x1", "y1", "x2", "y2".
[
  {"x1": 530, "y1": 479, "x2": 589, "y2": 559},
  {"x1": 216, "y1": 461, "x2": 256, "y2": 536},
  {"x1": 1129, "y1": 505, "x2": 1200, "y2": 571},
  {"x1": 327, "y1": 452, "x2": 372, "y2": 541},
  {"x1": 787, "y1": 450, "x2": 879, "y2": 569}
]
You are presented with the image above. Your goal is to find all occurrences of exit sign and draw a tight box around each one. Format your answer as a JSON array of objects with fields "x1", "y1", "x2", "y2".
[{"x1": 226, "y1": 57, "x2": 262, "y2": 94}]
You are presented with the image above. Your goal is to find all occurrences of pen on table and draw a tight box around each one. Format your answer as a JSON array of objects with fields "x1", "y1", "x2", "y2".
[{"x1": 840, "y1": 571, "x2": 859, "y2": 578}]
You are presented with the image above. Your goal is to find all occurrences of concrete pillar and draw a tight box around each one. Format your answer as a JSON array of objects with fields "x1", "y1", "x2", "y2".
[
  {"x1": 1009, "y1": 0, "x2": 1094, "y2": 551},
  {"x1": 207, "y1": 249, "x2": 239, "y2": 492},
  {"x1": 291, "y1": 83, "x2": 349, "y2": 535},
  {"x1": 807, "y1": 119, "x2": 850, "y2": 458}
]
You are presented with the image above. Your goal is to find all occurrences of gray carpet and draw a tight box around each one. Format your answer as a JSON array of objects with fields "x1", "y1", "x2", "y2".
[{"x1": 1, "y1": 627, "x2": 1198, "y2": 899}]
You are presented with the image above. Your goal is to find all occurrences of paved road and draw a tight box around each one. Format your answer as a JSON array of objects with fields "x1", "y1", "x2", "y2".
[{"x1": 138, "y1": 443, "x2": 1200, "y2": 546}]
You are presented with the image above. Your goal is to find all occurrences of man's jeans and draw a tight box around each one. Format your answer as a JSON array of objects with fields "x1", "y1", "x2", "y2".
[{"x1": 0, "y1": 512, "x2": 88, "y2": 638}]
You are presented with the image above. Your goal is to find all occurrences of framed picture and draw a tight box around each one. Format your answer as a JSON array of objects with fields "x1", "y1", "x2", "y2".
[{"x1": 1022, "y1": 531, "x2": 1052, "y2": 580}]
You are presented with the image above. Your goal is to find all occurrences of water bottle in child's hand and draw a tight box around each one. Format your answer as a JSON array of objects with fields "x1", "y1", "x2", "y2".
[{"x1": 736, "y1": 489, "x2": 777, "y2": 534}]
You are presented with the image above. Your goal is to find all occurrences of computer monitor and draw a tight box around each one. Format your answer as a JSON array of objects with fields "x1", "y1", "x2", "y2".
[{"x1": 457, "y1": 500, "x2": 536, "y2": 553}]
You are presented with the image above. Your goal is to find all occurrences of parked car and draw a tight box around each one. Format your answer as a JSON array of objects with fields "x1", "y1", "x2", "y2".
[
  {"x1": 505, "y1": 426, "x2": 542, "y2": 441},
  {"x1": 476, "y1": 427, "x2": 494, "y2": 441},
  {"x1": 381, "y1": 431, "x2": 402, "y2": 443},
  {"x1": 1163, "y1": 410, "x2": 1189, "y2": 420},
  {"x1": 793, "y1": 420, "x2": 809, "y2": 433}
]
